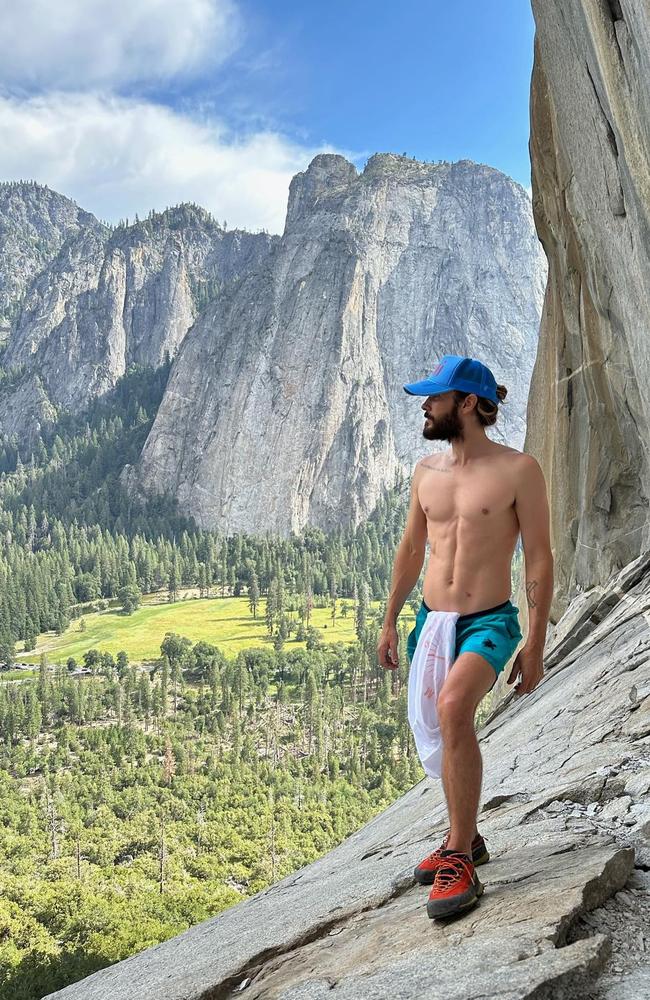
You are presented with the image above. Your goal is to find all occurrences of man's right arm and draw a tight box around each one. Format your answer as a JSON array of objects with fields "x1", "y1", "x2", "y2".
[{"x1": 377, "y1": 464, "x2": 428, "y2": 669}]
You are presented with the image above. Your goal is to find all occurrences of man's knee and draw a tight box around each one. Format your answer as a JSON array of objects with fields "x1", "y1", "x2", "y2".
[
  {"x1": 440, "y1": 651, "x2": 498, "y2": 712},
  {"x1": 437, "y1": 691, "x2": 475, "y2": 730}
]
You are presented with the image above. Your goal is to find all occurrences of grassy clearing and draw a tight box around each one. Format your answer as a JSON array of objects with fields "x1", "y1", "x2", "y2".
[
  {"x1": 1, "y1": 668, "x2": 38, "y2": 680},
  {"x1": 19, "y1": 595, "x2": 409, "y2": 665}
]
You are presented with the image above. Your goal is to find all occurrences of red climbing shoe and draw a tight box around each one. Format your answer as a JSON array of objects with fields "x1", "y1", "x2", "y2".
[
  {"x1": 414, "y1": 830, "x2": 489, "y2": 884},
  {"x1": 426, "y1": 850, "x2": 484, "y2": 919}
]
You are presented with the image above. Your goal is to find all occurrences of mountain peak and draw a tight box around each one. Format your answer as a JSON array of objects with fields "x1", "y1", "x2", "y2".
[
  {"x1": 285, "y1": 155, "x2": 358, "y2": 230},
  {"x1": 0, "y1": 182, "x2": 103, "y2": 327}
]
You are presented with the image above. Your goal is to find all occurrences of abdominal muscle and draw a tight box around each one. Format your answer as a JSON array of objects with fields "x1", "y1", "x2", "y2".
[
  {"x1": 422, "y1": 544, "x2": 515, "y2": 615},
  {"x1": 418, "y1": 452, "x2": 520, "y2": 615}
]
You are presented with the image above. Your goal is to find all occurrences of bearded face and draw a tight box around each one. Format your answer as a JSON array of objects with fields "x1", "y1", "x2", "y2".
[{"x1": 421, "y1": 393, "x2": 468, "y2": 442}]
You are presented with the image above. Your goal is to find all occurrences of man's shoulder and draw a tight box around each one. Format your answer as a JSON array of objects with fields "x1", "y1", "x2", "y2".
[
  {"x1": 495, "y1": 444, "x2": 539, "y2": 466},
  {"x1": 492, "y1": 445, "x2": 545, "y2": 487},
  {"x1": 493, "y1": 443, "x2": 522, "y2": 457},
  {"x1": 504, "y1": 449, "x2": 546, "y2": 493},
  {"x1": 504, "y1": 446, "x2": 543, "y2": 468}
]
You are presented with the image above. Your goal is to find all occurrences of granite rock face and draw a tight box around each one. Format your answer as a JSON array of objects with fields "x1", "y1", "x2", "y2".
[
  {"x1": 1, "y1": 205, "x2": 276, "y2": 427},
  {"x1": 125, "y1": 154, "x2": 546, "y2": 535},
  {"x1": 0, "y1": 181, "x2": 104, "y2": 336},
  {"x1": 527, "y1": 0, "x2": 650, "y2": 616},
  {"x1": 0, "y1": 372, "x2": 58, "y2": 447},
  {"x1": 43, "y1": 550, "x2": 650, "y2": 1000}
]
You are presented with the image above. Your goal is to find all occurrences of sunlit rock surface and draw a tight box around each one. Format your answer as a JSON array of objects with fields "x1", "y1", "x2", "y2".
[
  {"x1": 527, "y1": 0, "x2": 650, "y2": 615},
  {"x1": 0, "y1": 181, "x2": 104, "y2": 335},
  {"x1": 125, "y1": 154, "x2": 546, "y2": 535},
  {"x1": 0, "y1": 205, "x2": 276, "y2": 428}
]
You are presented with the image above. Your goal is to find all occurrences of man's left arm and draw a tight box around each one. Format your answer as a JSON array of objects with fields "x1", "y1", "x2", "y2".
[{"x1": 510, "y1": 454, "x2": 554, "y2": 692}]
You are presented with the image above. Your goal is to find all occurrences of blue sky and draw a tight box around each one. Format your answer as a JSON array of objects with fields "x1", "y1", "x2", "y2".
[
  {"x1": 0, "y1": 0, "x2": 536, "y2": 230},
  {"x1": 205, "y1": 0, "x2": 536, "y2": 185}
]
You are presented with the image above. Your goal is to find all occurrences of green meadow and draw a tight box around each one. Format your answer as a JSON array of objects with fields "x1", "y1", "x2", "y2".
[{"x1": 19, "y1": 594, "x2": 409, "y2": 665}]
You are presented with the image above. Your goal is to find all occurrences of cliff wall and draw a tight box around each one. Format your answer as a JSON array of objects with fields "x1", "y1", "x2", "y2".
[
  {"x1": 526, "y1": 0, "x2": 650, "y2": 616},
  {"x1": 126, "y1": 154, "x2": 546, "y2": 535}
]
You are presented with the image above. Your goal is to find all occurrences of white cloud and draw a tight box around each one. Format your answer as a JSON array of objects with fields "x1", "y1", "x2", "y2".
[
  {"x1": 0, "y1": 0, "x2": 241, "y2": 90},
  {"x1": 0, "y1": 92, "x2": 334, "y2": 233},
  {"x1": 0, "y1": 1, "x2": 351, "y2": 232}
]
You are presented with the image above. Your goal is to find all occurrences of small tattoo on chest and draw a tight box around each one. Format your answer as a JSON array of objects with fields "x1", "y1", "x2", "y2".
[{"x1": 421, "y1": 461, "x2": 452, "y2": 473}]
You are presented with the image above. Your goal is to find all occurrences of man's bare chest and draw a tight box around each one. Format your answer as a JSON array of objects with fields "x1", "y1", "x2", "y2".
[{"x1": 417, "y1": 464, "x2": 516, "y2": 526}]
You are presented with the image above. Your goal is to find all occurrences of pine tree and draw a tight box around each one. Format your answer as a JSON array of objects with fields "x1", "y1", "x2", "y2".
[{"x1": 248, "y1": 568, "x2": 260, "y2": 618}]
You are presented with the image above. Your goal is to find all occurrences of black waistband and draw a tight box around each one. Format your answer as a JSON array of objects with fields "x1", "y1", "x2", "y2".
[{"x1": 422, "y1": 597, "x2": 512, "y2": 621}]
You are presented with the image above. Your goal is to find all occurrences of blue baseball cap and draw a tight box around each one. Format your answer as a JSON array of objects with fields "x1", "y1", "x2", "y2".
[{"x1": 403, "y1": 355, "x2": 500, "y2": 405}]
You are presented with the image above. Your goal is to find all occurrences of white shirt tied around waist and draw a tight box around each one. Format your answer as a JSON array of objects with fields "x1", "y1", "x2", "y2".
[{"x1": 407, "y1": 609, "x2": 460, "y2": 778}]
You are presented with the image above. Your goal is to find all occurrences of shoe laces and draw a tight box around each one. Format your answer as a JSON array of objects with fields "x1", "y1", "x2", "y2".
[
  {"x1": 425, "y1": 834, "x2": 449, "y2": 862},
  {"x1": 432, "y1": 852, "x2": 475, "y2": 889}
]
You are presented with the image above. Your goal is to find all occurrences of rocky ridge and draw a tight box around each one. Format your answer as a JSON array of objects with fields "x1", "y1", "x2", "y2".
[
  {"x1": 124, "y1": 153, "x2": 546, "y2": 535},
  {"x1": 0, "y1": 181, "x2": 105, "y2": 335},
  {"x1": 0, "y1": 204, "x2": 276, "y2": 448}
]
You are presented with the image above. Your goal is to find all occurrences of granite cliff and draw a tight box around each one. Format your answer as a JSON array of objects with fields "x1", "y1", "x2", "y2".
[
  {"x1": 0, "y1": 204, "x2": 276, "y2": 447},
  {"x1": 526, "y1": 0, "x2": 650, "y2": 616},
  {"x1": 1, "y1": 158, "x2": 545, "y2": 522},
  {"x1": 0, "y1": 181, "x2": 104, "y2": 336},
  {"x1": 124, "y1": 153, "x2": 546, "y2": 535}
]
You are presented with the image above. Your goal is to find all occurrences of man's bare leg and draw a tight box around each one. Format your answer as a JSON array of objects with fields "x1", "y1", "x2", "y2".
[{"x1": 436, "y1": 652, "x2": 497, "y2": 857}]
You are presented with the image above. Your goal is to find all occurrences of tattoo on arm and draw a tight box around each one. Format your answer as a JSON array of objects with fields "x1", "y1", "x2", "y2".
[{"x1": 526, "y1": 580, "x2": 538, "y2": 608}]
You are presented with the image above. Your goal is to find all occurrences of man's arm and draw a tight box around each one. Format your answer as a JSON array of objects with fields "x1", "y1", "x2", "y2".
[
  {"x1": 378, "y1": 464, "x2": 428, "y2": 669},
  {"x1": 513, "y1": 454, "x2": 554, "y2": 652},
  {"x1": 385, "y1": 463, "x2": 428, "y2": 623}
]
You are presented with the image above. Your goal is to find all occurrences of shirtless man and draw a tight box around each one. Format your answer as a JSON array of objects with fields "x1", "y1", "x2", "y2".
[{"x1": 377, "y1": 354, "x2": 553, "y2": 919}]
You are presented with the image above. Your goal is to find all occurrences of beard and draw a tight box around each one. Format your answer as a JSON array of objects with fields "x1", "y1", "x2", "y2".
[{"x1": 422, "y1": 405, "x2": 464, "y2": 442}]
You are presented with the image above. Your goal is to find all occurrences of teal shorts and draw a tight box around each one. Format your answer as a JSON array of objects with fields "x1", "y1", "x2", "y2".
[{"x1": 406, "y1": 598, "x2": 524, "y2": 690}]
